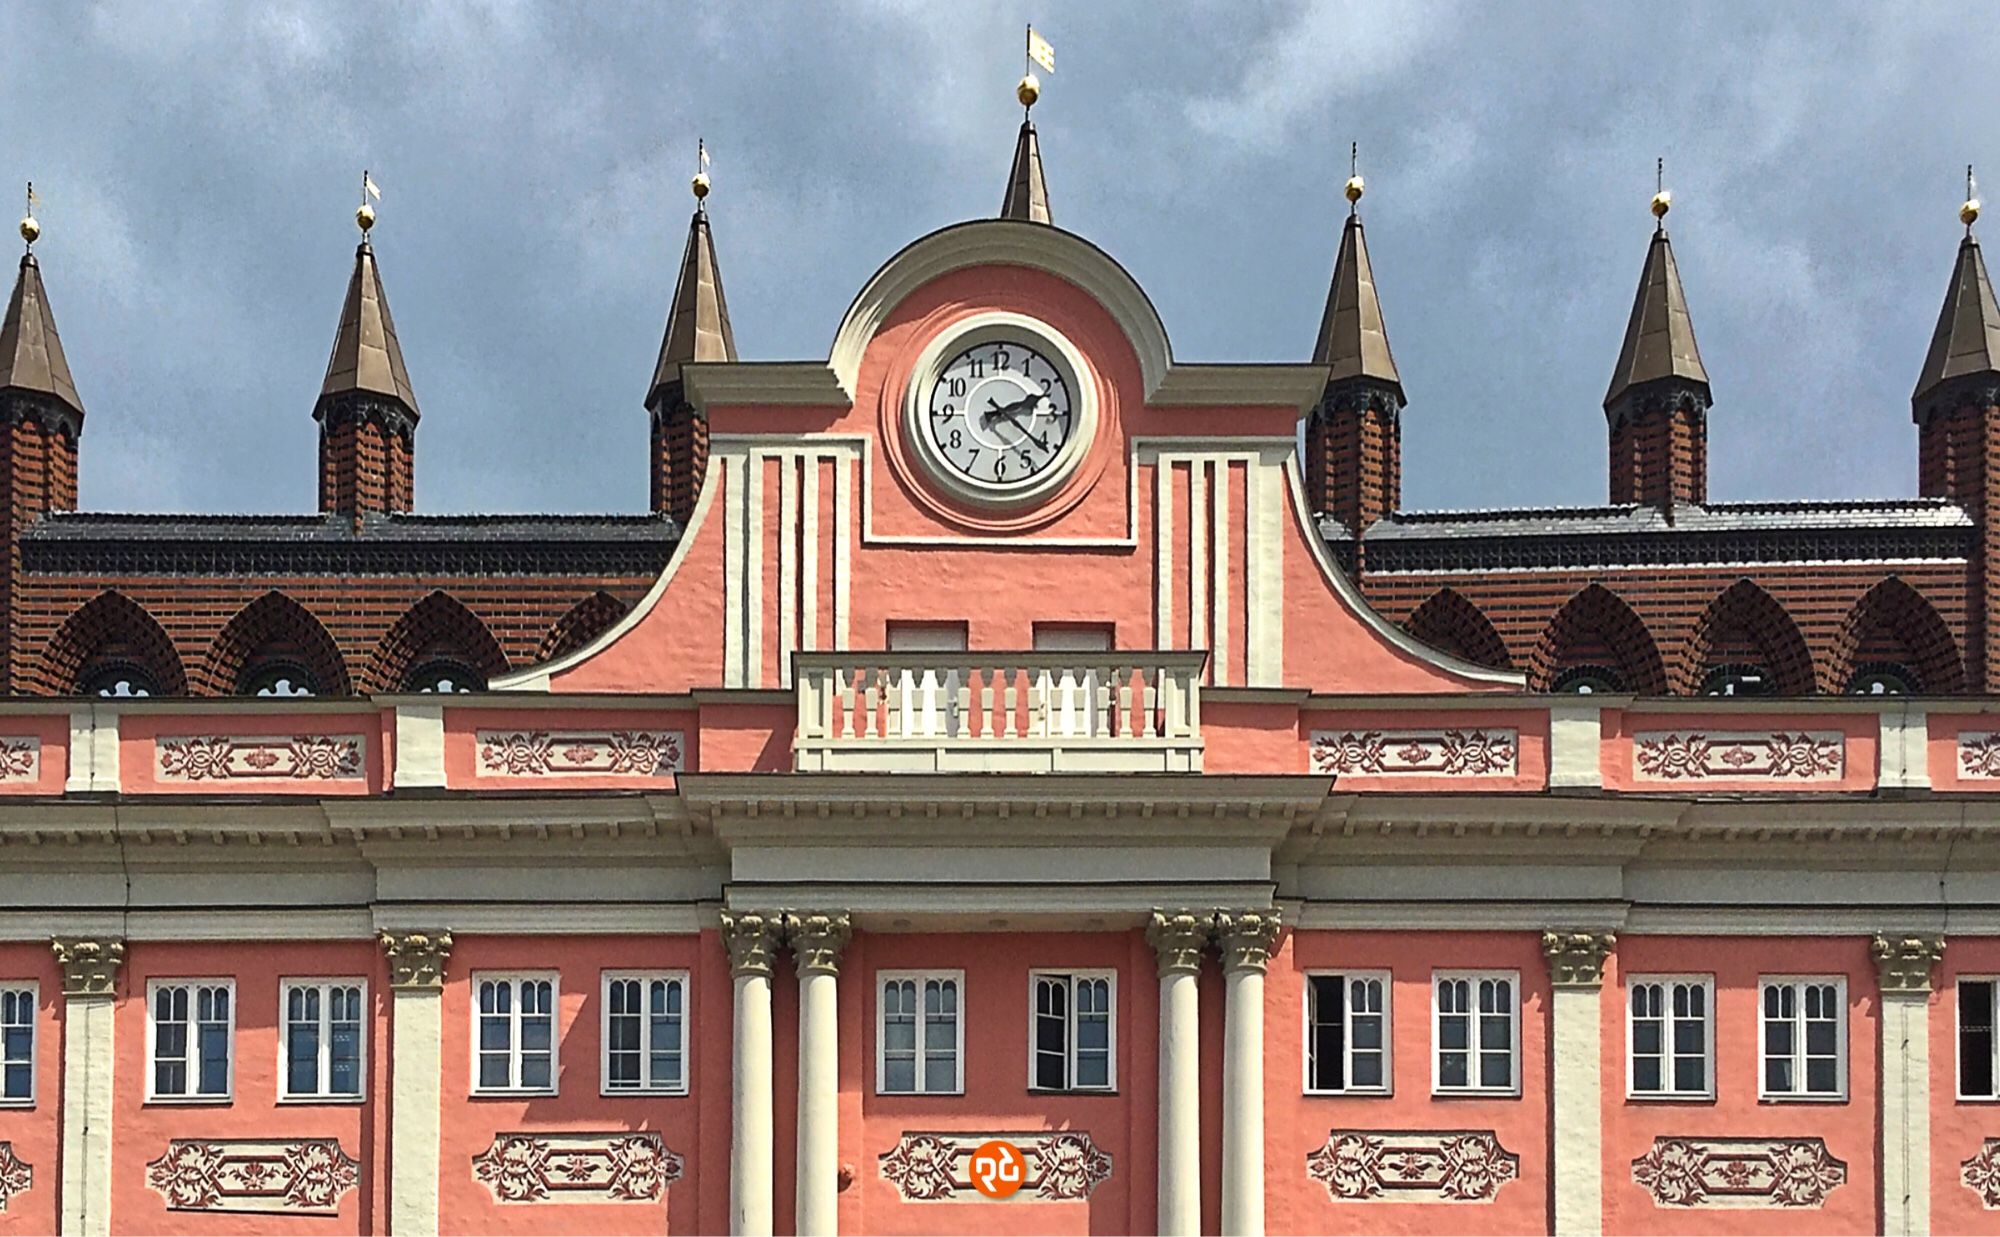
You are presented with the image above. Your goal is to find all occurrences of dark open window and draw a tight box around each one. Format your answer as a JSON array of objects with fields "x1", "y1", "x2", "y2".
[{"x1": 1962, "y1": 979, "x2": 1997, "y2": 1100}]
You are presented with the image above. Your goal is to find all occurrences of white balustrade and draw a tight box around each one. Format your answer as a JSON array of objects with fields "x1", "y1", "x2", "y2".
[{"x1": 794, "y1": 651, "x2": 1205, "y2": 773}]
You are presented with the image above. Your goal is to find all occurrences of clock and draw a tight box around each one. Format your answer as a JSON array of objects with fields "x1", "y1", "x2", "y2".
[{"x1": 903, "y1": 313, "x2": 1096, "y2": 508}]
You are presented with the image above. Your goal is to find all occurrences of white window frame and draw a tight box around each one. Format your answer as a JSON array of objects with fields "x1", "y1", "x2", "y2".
[
  {"x1": 146, "y1": 978, "x2": 236, "y2": 1103},
  {"x1": 1026, "y1": 969, "x2": 1117, "y2": 1093},
  {"x1": 1431, "y1": 969, "x2": 1520, "y2": 1096},
  {"x1": 0, "y1": 980, "x2": 36, "y2": 1106},
  {"x1": 600, "y1": 970, "x2": 690, "y2": 1097},
  {"x1": 1303, "y1": 969, "x2": 1393, "y2": 1096},
  {"x1": 1758, "y1": 975, "x2": 1848, "y2": 1102},
  {"x1": 877, "y1": 969, "x2": 965, "y2": 1096},
  {"x1": 278, "y1": 978, "x2": 367, "y2": 1103},
  {"x1": 1958, "y1": 975, "x2": 2000, "y2": 1101},
  {"x1": 470, "y1": 971, "x2": 560, "y2": 1096},
  {"x1": 1624, "y1": 973, "x2": 1715, "y2": 1101}
]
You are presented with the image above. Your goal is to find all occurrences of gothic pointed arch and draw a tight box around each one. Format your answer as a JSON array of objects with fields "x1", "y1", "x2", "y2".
[
  {"x1": 537, "y1": 591, "x2": 630, "y2": 663},
  {"x1": 370, "y1": 591, "x2": 508, "y2": 692},
  {"x1": 202, "y1": 591, "x2": 351, "y2": 697},
  {"x1": 1677, "y1": 579, "x2": 1815, "y2": 697},
  {"x1": 1402, "y1": 588, "x2": 1511, "y2": 672},
  {"x1": 1530, "y1": 584, "x2": 1668, "y2": 695},
  {"x1": 41, "y1": 590, "x2": 187, "y2": 696},
  {"x1": 1826, "y1": 577, "x2": 1963, "y2": 695}
]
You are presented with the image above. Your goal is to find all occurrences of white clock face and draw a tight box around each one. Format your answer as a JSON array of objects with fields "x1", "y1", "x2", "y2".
[{"x1": 921, "y1": 340, "x2": 1075, "y2": 489}]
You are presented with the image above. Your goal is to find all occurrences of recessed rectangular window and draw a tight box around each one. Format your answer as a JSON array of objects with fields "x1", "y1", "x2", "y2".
[
  {"x1": 602, "y1": 971, "x2": 687, "y2": 1095},
  {"x1": 1961, "y1": 978, "x2": 1999, "y2": 1100},
  {"x1": 280, "y1": 980, "x2": 365, "y2": 1101},
  {"x1": 0, "y1": 983, "x2": 34, "y2": 1104},
  {"x1": 148, "y1": 979, "x2": 234, "y2": 1101},
  {"x1": 1627, "y1": 975, "x2": 1713, "y2": 1099},
  {"x1": 878, "y1": 971, "x2": 963, "y2": 1095},
  {"x1": 1030, "y1": 971, "x2": 1114, "y2": 1092},
  {"x1": 1760, "y1": 976, "x2": 1846, "y2": 1099},
  {"x1": 473, "y1": 973, "x2": 558, "y2": 1095},
  {"x1": 1433, "y1": 971, "x2": 1517, "y2": 1095},
  {"x1": 1306, "y1": 971, "x2": 1390, "y2": 1094}
]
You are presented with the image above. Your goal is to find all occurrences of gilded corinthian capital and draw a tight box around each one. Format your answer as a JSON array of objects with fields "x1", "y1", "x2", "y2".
[
  {"x1": 1541, "y1": 930, "x2": 1615, "y2": 988},
  {"x1": 1214, "y1": 909, "x2": 1284, "y2": 974},
  {"x1": 50, "y1": 937, "x2": 125, "y2": 997},
  {"x1": 1872, "y1": 934, "x2": 1945, "y2": 993},
  {"x1": 721, "y1": 910, "x2": 784, "y2": 978},
  {"x1": 1147, "y1": 910, "x2": 1213, "y2": 976},
  {"x1": 379, "y1": 930, "x2": 453, "y2": 990},
  {"x1": 785, "y1": 911, "x2": 853, "y2": 976}
]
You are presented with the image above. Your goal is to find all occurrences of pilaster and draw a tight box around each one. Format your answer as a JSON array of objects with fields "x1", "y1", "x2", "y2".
[
  {"x1": 1875, "y1": 933, "x2": 1944, "y2": 1236},
  {"x1": 381, "y1": 930, "x2": 452, "y2": 1237},
  {"x1": 1542, "y1": 930, "x2": 1613, "y2": 1237},
  {"x1": 52, "y1": 937, "x2": 122, "y2": 1237}
]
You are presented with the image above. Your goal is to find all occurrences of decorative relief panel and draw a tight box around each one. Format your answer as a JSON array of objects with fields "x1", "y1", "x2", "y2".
[
  {"x1": 1631, "y1": 1138, "x2": 1846, "y2": 1208},
  {"x1": 1958, "y1": 733, "x2": 2000, "y2": 780},
  {"x1": 0, "y1": 1143, "x2": 30, "y2": 1213},
  {"x1": 1309, "y1": 729, "x2": 1518, "y2": 777},
  {"x1": 1631, "y1": 731, "x2": 1843, "y2": 781},
  {"x1": 0, "y1": 738, "x2": 39, "y2": 781},
  {"x1": 471, "y1": 1133, "x2": 684, "y2": 1204},
  {"x1": 476, "y1": 730, "x2": 684, "y2": 778},
  {"x1": 878, "y1": 1131, "x2": 1113, "y2": 1202},
  {"x1": 156, "y1": 735, "x2": 364, "y2": 781},
  {"x1": 145, "y1": 1140, "x2": 360, "y2": 1214},
  {"x1": 1962, "y1": 1140, "x2": 2000, "y2": 1207},
  {"x1": 1305, "y1": 1131, "x2": 1519, "y2": 1203}
]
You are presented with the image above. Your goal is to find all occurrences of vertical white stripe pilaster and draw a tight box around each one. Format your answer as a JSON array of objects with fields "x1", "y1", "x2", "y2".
[
  {"x1": 388, "y1": 988, "x2": 443, "y2": 1235},
  {"x1": 1188, "y1": 461, "x2": 1209, "y2": 660},
  {"x1": 1211, "y1": 461, "x2": 1231, "y2": 685},
  {"x1": 745, "y1": 454, "x2": 766, "y2": 689},
  {"x1": 1881, "y1": 991, "x2": 1931, "y2": 1235},
  {"x1": 833, "y1": 453, "x2": 852, "y2": 651},
  {"x1": 778, "y1": 455, "x2": 798, "y2": 688},
  {"x1": 58, "y1": 995, "x2": 114, "y2": 1236},
  {"x1": 1245, "y1": 453, "x2": 1284, "y2": 687},
  {"x1": 723, "y1": 453, "x2": 747, "y2": 688},
  {"x1": 1545, "y1": 932, "x2": 1612, "y2": 1237},
  {"x1": 1154, "y1": 451, "x2": 1173, "y2": 649},
  {"x1": 801, "y1": 454, "x2": 821, "y2": 655}
]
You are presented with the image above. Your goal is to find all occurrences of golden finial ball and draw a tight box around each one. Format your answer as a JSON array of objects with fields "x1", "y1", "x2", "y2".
[
  {"x1": 1963, "y1": 198, "x2": 1981, "y2": 227},
  {"x1": 692, "y1": 171, "x2": 711, "y2": 201},
  {"x1": 1344, "y1": 175, "x2": 1365, "y2": 204},
  {"x1": 355, "y1": 202, "x2": 376, "y2": 232},
  {"x1": 1650, "y1": 189, "x2": 1672, "y2": 219},
  {"x1": 18, "y1": 215, "x2": 38, "y2": 246},
  {"x1": 1017, "y1": 73, "x2": 1041, "y2": 108}
]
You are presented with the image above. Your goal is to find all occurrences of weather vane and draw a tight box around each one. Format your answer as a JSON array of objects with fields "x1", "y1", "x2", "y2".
[
  {"x1": 693, "y1": 139, "x2": 711, "y2": 209},
  {"x1": 1651, "y1": 158, "x2": 1671, "y2": 224},
  {"x1": 1019, "y1": 25, "x2": 1054, "y2": 114},
  {"x1": 1346, "y1": 143, "x2": 1364, "y2": 214},
  {"x1": 19, "y1": 182, "x2": 39, "y2": 251},
  {"x1": 357, "y1": 169, "x2": 382, "y2": 235},
  {"x1": 1965, "y1": 164, "x2": 1981, "y2": 233}
]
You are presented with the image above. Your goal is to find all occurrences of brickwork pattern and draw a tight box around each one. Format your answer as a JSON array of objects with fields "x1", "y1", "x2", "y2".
[
  {"x1": 1306, "y1": 400, "x2": 1400, "y2": 539},
  {"x1": 651, "y1": 397, "x2": 708, "y2": 524},
  {"x1": 1609, "y1": 402, "x2": 1706, "y2": 508},
  {"x1": 318, "y1": 416, "x2": 413, "y2": 516},
  {"x1": 1918, "y1": 399, "x2": 2000, "y2": 688}
]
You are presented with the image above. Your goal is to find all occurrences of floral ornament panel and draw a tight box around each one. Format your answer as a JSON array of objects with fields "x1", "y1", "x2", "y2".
[
  {"x1": 0, "y1": 1142, "x2": 31, "y2": 1213},
  {"x1": 1962, "y1": 1139, "x2": 2000, "y2": 1207},
  {"x1": 1631, "y1": 1138, "x2": 1847, "y2": 1208},
  {"x1": 472, "y1": 1133, "x2": 685, "y2": 1204},
  {"x1": 1958, "y1": 733, "x2": 2000, "y2": 780},
  {"x1": 156, "y1": 734, "x2": 365, "y2": 781},
  {"x1": 476, "y1": 730, "x2": 685, "y2": 779},
  {"x1": 1306, "y1": 1130, "x2": 1520, "y2": 1203},
  {"x1": 1631, "y1": 731, "x2": 1844, "y2": 782},
  {"x1": 145, "y1": 1139, "x2": 360, "y2": 1215},
  {"x1": 1309, "y1": 729, "x2": 1518, "y2": 777},
  {"x1": 0, "y1": 738, "x2": 39, "y2": 781},
  {"x1": 878, "y1": 1131, "x2": 1113, "y2": 1202}
]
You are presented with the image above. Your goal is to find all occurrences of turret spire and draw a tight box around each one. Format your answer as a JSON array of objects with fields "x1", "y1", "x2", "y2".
[
  {"x1": 1604, "y1": 168, "x2": 1711, "y2": 511},
  {"x1": 1311, "y1": 157, "x2": 1402, "y2": 395},
  {"x1": 648, "y1": 151, "x2": 737, "y2": 522},
  {"x1": 1000, "y1": 120, "x2": 1052, "y2": 225},
  {"x1": 1913, "y1": 168, "x2": 2000, "y2": 419},
  {"x1": 316, "y1": 189, "x2": 419, "y2": 516},
  {"x1": 0, "y1": 249, "x2": 84, "y2": 421}
]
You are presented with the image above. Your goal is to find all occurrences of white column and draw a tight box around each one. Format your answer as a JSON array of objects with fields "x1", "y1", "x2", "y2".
[
  {"x1": 788, "y1": 912, "x2": 852, "y2": 1237},
  {"x1": 52, "y1": 939, "x2": 122, "y2": 1237},
  {"x1": 1148, "y1": 910, "x2": 1210, "y2": 1237},
  {"x1": 380, "y1": 930, "x2": 452, "y2": 1237},
  {"x1": 1875, "y1": 934, "x2": 1944, "y2": 1237},
  {"x1": 1542, "y1": 931, "x2": 1613, "y2": 1237},
  {"x1": 1216, "y1": 910, "x2": 1281, "y2": 1237},
  {"x1": 724, "y1": 911, "x2": 782, "y2": 1237}
]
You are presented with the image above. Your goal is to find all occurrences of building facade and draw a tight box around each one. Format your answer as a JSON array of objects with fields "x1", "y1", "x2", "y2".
[{"x1": 3, "y1": 119, "x2": 2000, "y2": 1237}]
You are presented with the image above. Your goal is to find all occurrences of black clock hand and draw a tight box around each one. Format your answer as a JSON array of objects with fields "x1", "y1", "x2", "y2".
[
  {"x1": 990, "y1": 406, "x2": 1051, "y2": 452},
  {"x1": 980, "y1": 393, "x2": 1042, "y2": 425}
]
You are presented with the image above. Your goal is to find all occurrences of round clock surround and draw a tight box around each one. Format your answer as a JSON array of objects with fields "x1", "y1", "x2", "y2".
[{"x1": 902, "y1": 311, "x2": 1099, "y2": 511}]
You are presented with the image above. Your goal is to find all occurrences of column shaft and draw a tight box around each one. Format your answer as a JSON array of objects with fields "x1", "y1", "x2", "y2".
[
  {"x1": 1543, "y1": 931, "x2": 1613, "y2": 1237},
  {"x1": 790, "y1": 911, "x2": 851, "y2": 1237},
  {"x1": 1874, "y1": 934, "x2": 1944, "y2": 1237},
  {"x1": 731, "y1": 970, "x2": 775, "y2": 1237},
  {"x1": 1220, "y1": 965, "x2": 1264, "y2": 1235},
  {"x1": 380, "y1": 930, "x2": 451, "y2": 1237},
  {"x1": 1148, "y1": 910, "x2": 1210, "y2": 1237},
  {"x1": 51, "y1": 938, "x2": 121, "y2": 1237}
]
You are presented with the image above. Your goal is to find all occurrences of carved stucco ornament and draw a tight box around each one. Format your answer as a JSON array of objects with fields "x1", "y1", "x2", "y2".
[
  {"x1": 1541, "y1": 930, "x2": 1615, "y2": 988},
  {"x1": 1146, "y1": 910, "x2": 1213, "y2": 976},
  {"x1": 721, "y1": 910, "x2": 783, "y2": 978},
  {"x1": 379, "y1": 930, "x2": 453, "y2": 990},
  {"x1": 785, "y1": 911, "x2": 853, "y2": 976},
  {"x1": 50, "y1": 937, "x2": 125, "y2": 997},
  {"x1": 1871, "y1": 934, "x2": 1945, "y2": 993},
  {"x1": 1214, "y1": 909, "x2": 1284, "y2": 974}
]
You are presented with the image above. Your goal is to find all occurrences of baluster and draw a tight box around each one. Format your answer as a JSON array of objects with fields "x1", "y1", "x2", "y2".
[
  {"x1": 834, "y1": 668, "x2": 853, "y2": 739},
  {"x1": 1116, "y1": 664, "x2": 1133, "y2": 738},
  {"x1": 1141, "y1": 666, "x2": 1159, "y2": 738},
  {"x1": 1094, "y1": 662, "x2": 1112, "y2": 737},
  {"x1": 1029, "y1": 663, "x2": 1048, "y2": 737},
  {"x1": 1003, "y1": 667, "x2": 1019, "y2": 739},
  {"x1": 954, "y1": 666, "x2": 971, "y2": 740},
  {"x1": 863, "y1": 667, "x2": 881, "y2": 739},
  {"x1": 977, "y1": 666, "x2": 994, "y2": 739}
]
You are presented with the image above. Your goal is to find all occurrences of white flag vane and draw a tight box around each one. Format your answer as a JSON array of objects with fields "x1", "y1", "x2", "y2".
[
  {"x1": 1020, "y1": 25, "x2": 1054, "y2": 113},
  {"x1": 357, "y1": 169, "x2": 382, "y2": 235}
]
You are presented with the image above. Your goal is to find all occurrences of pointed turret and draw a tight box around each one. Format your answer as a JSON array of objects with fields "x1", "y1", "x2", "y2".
[
  {"x1": 1604, "y1": 185, "x2": 1710, "y2": 510},
  {"x1": 1912, "y1": 230, "x2": 2000, "y2": 421},
  {"x1": 1306, "y1": 172, "x2": 1404, "y2": 538},
  {"x1": 0, "y1": 252, "x2": 84, "y2": 423},
  {"x1": 648, "y1": 170, "x2": 737, "y2": 524},
  {"x1": 1000, "y1": 120, "x2": 1052, "y2": 225},
  {"x1": 316, "y1": 217, "x2": 419, "y2": 516}
]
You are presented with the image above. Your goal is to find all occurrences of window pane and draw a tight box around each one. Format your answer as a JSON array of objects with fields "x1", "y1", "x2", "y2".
[
  {"x1": 1480, "y1": 1050, "x2": 1510, "y2": 1088},
  {"x1": 1439, "y1": 1013, "x2": 1468, "y2": 1051},
  {"x1": 1439, "y1": 1051, "x2": 1468, "y2": 1088},
  {"x1": 1633, "y1": 1018, "x2": 1662, "y2": 1057},
  {"x1": 480, "y1": 1014, "x2": 510, "y2": 1053},
  {"x1": 1309, "y1": 976, "x2": 1344, "y2": 1091},
  {"x1": 521, "y1": 1053, "x2": 551, "y2": 1090},
  {"x1": 522, "y1": 1012, "x2": 552, "y2": 1054},
  {"x1": 1806, "y1": 1057, "x2": 1837, "y2": 1094},
  {"x1": 1350, "y1": 1012, "x2": 1382, "y2": 1052},
  {"x1": 1350, "y1": 1050, "x2": 1383, "y2": 1089},
  {"x1": 157, "y1": 1058, "x2": 186, "y2": 1096},
  {"x1": 1766, "y1": 1056, "x2": 1794, "y2": 1093},
  {"x1": 923, "y1": 1053, "x2": 955, "y2": 1092},
  {"x1": 330, "y1": 1019, "x2": 361, "y2": 1095},
  {"x1": 1077, "y1": 1011, "x2": 1109, "y2": 1052},
  {"x1": 2, "y1": 1062, "x2": 26, "y2": 1098},
  {"x1": 1633, "y1": 1055, "x2": 1662, "y2": 1092},
  {"x1": 1479, "y1": 1012, "x2": 1511, "y2": 1050},
  {"x1": 198, "y1": 1021, "x2": 229, "y2": 1094},
  {"x1": 288, "y1": 1020, "x2": 319, "y2": 1094},
  {"x1": 1075, "y1": 1050, "x2": 1109, "y2": 1089},
  {"x1": 1673, "y1": 1055, "x2": 1705, "y2": 1094},
  {"x1": 884, "y1": 1057, "x2": 915, "y2": 1093}
]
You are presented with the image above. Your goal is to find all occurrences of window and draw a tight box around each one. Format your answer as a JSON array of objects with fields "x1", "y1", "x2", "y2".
[
  {"x1": 80, "y1": 664, "x2": 156, "y2": 697},
  {"x1": 148, "y1": 980, "x2": 234, "y2": 1100},
  {"x1": 1850, "y1": 663, "x2": 1917, "y2": 695},
  {"x1": 1433, "y1": 971, "x2": 1517, "y2": 1094},
  {"x1": 602, "y1": 972, "x2": 687, "y2": 1095},
  {"x1": 879, "y1": 971, "x2": 962, "y2": 1094},
  {"x1": 1030, "y1": 971, "x2": 1114, "y2": 1092},
  {"x1": 1960, "y1": 978, "x2": 1999, "y2": 1099},
  {"x1": 1550, "y1": 665, "x2": 1625, "y2": 695},
  {"x1": 1306, "y1": 972, "x2": 1389, "y2": 1094},
  {"x1": 474, "y1": 974, "x2": 557, "y2": 1094},
  {"x1": 1760, "y1": 977, "x2": 1846, "y2": 1099},
  {"x1": 408, "y1": 659, "x2": 483, "y2": 693},
  {"x1": 1, "y1": 983, "x2": 33, "y2": 1103},
  {"x1": 1700, "y1": 664, "x2": 1773, "y2": 696},
  {"x1": 241, "y1": 661, "x2": 317, "y2": 697},
  {"x1": 1627, "y1": 975, "x2": 1712, "y2": 1098},
  {"x1": 281, "y1": 980, "x2": 365, "y2": 1100}
]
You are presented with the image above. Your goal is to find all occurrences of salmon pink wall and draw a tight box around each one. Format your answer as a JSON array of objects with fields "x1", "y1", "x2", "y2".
[
  {"x1": 437, "y1": 934, "x2": 709, "y2": 1235},
  {"x1": 441, "y1": 707, "x2": 695, "y2": 790},
  {"x1": 1265, "y1": 930, "x2": 1551, "y2": 1235},
  {"x1": 843, "y1": 930, "x2": 1156, "y2": 1235},
  {"x1": 112, "y1": 939, "x2": 385, "y2": 1235},
  {"x1": 1932, "y1": 938, "x2": 2000, "y2": 1234},
  {"x1": 1601, "y1": 711, "x2": 1878, "y2": 793},
  {"x1": 1601, "y1": 937, "x2": 1879, "y2": 1235},
  {"x1": 119, "y1": 713, "x2": 385, "y2": 796},
  {"x1": 0, "y1": 943, "x2": 60, "y2": 1235},
  {"x1": 1925, "y1": 712, "x2": 2000, "y2": 791},
  {"x1": 1296, "y1": 709, "x2": 1549, "y2": 791},
  {"x1": 0, "y1": 716, "x2": 67, "y2": 796}
]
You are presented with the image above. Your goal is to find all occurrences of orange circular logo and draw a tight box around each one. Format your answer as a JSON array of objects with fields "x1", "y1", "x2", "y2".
[{"x1": 969, "y1": 1139, "x2": 1027, "y2": 1199}]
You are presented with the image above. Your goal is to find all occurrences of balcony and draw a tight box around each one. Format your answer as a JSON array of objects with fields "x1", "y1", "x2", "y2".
[{"x1": 793, "y1": 651, "x2": 1206, "y2": 773}]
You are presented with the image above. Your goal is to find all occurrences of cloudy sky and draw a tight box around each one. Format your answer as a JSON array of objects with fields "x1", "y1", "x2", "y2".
[{"x1": 0, "y1": 3, "x2": 1993, "y2": 515}]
